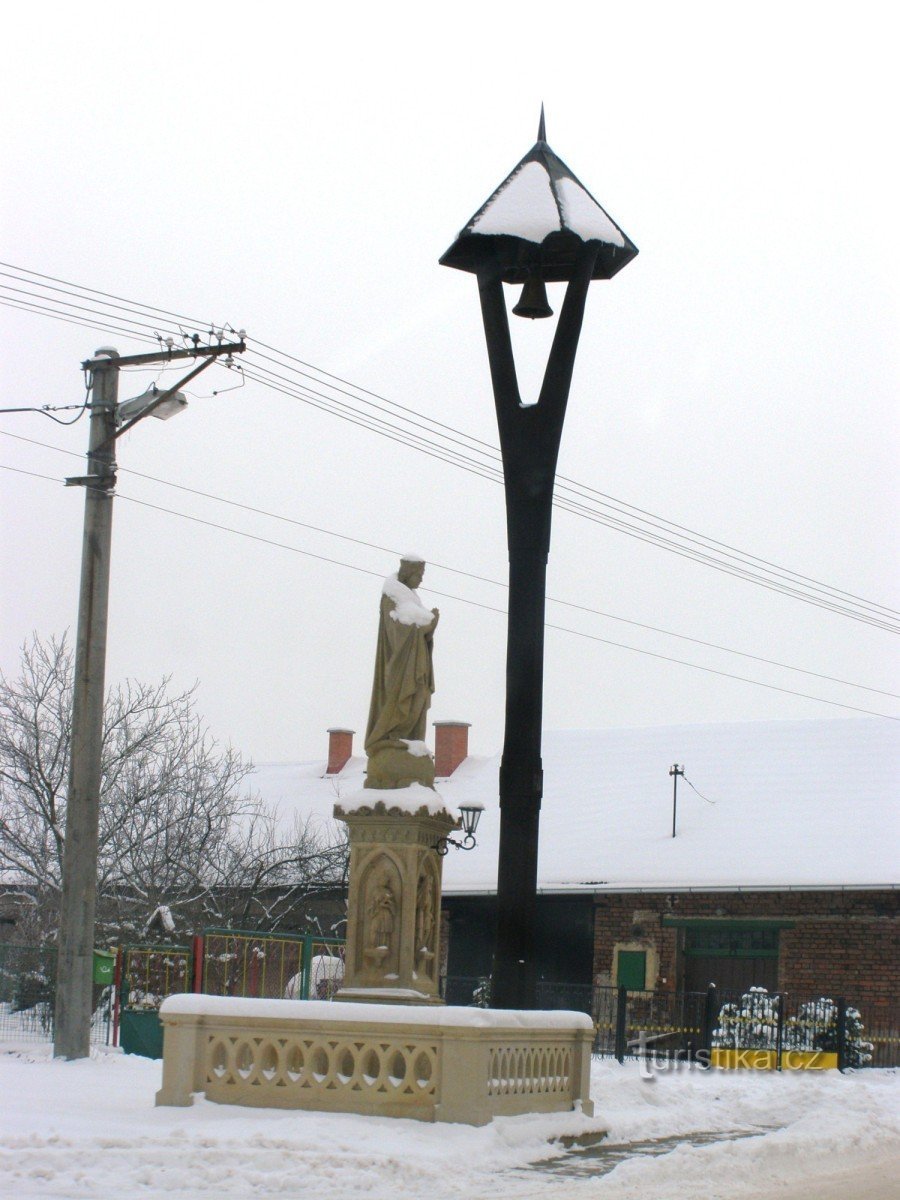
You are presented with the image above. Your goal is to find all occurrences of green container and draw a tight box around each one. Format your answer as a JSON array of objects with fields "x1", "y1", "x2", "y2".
[
  {"x1": 92, "y1": 949, "x2": 116, "y2": 986},
  {"x1": 120, "y1": 1009, "x2": 164, "y2": 1058}
]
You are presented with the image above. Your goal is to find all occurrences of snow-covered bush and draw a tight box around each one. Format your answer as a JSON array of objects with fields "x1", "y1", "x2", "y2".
[
  {"x1": 713, "y1": 987, "x2": 874, "y2": 1066},
  {"x1": 785, "y1": 997, "x2": 874, "y2": 1067},
  {"x1": 713, "y1": 986, "x2": 779, "y2": 1049},
  {"x1": 472, "y1": 976, "x2": 491, "y2": 1008}
]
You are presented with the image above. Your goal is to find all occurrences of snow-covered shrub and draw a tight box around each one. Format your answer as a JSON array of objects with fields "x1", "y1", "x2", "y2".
[
  {"x1": 472, "y1": 976, "x2": 491, "y2": 1008},
  {"x1": 713, "y1": 987, "x2": 874, "y2": 1066},
  {"x1": 712, "y1": 986, "x2": 780, "y2": 1049},
  {"x1": 785, "y1": 997, "x2": 874, "y2": 1067},
  {"x1": 125, "y1": 988, "x2": 162, "y2": 1011}
]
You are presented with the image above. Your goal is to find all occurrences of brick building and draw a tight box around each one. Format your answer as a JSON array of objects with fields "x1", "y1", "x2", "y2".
[
  {"x1": 433, "y1": 717, "x2": 898, "y2": 1018},
  {"x1": 252, "y1": 717, "x2": 898, "y2": 1018}
]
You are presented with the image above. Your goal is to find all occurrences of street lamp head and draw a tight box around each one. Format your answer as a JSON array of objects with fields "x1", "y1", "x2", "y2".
[
  {"x1": 439, "y1": 111, "x2": 638, "y2": 300},
  {"x1": 117, "y1": 384, "x2": 188, "y2": 424}
]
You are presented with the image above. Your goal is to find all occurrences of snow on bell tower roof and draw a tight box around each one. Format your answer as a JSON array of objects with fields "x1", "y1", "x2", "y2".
[{"x1": 440, "y1": 107, "x2": 638, "y2": 284}]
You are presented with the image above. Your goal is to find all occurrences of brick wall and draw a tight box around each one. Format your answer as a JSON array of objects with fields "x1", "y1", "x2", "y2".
[{"x1": 592, "y1": 889, "x2": 898, "y2": 1016}]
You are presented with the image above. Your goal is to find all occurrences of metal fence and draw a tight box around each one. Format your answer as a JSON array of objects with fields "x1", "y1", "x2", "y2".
[
  {"x1": 121, "y1": 944, "x2": 192, "y2": 1009},
  {"x1": 5, "y1": 942, "x2": 893, "y2": 1069},
  {"x1": 201, "y1": 930, "x2": 345, "y2": 1001},
  {"x1": 442, "y1": 976, "x2": 899, "y2": 1068},
  {"x1": 0, "y1": 943, "x2": 112, "y2": 1047}
]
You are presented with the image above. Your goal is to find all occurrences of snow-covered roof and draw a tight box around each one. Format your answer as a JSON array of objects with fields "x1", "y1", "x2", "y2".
[{"x1": 249, "y1": 718, "x2": 898, "y2": 894}]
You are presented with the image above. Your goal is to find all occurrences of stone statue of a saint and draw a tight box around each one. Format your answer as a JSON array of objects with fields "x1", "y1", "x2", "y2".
[{"x1": 364, "y1": 555, "x2": 439, "y2": 789}]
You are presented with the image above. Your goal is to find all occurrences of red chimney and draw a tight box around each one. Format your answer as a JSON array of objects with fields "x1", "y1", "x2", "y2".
[
  {"x1": 434, "y1": 721, "x2": 470, "y2": 777},
  {"x1": 326, "y1": 728, "x2": 354, "y2": 775}
]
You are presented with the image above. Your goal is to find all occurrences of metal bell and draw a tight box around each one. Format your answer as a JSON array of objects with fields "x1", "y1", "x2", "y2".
[{"x1": 512, "y1": 274, "x2": 553, "y2": 319}]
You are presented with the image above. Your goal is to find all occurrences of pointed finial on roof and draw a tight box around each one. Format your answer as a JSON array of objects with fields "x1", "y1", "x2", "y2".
[{"x1": 538, "y1": 103, "x2": 546, "y2": 143}]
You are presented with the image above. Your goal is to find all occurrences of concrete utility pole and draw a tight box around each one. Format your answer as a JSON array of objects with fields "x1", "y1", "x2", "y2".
[
  {"x1": 54, "y1": 338, "x2": 245, "y2": 1059},
  {"x1": 54, "y1": 350, "x2": 118, "y2": 1059}
]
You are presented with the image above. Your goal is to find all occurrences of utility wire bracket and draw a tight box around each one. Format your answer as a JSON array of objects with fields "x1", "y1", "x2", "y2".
[{"x1": 64, "y1": 473, "x2": 116, "y2": 491}]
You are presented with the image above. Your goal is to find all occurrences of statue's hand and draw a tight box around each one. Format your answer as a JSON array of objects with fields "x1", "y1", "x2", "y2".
[{"x1": 429, "y1": 608, "x2": 440, "y2": 630}]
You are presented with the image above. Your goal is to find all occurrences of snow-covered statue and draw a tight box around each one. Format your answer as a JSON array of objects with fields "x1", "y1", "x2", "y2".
[{"x1": 364, "y1": 555, "x2": 439, "y2": 789}]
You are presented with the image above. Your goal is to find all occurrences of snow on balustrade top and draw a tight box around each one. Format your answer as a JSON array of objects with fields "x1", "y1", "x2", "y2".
[
  {"x1": 383, "y1": 573, "x2": 434, "y2": 627},
  {"x1": 160, "y1": 993, "x2": 593, "y2": 1030},
  {"x1": 334, "y1": 783, "x2": 456, "y2": 821}
]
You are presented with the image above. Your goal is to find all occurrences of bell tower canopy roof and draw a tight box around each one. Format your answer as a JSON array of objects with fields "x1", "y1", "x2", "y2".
[{"x1": 440, "y1": 113, "x2": 638, "y2": 284}]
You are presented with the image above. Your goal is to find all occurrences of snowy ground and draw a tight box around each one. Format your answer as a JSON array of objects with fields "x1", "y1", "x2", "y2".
[{"x1": 0, "y1": 1043, "x2": 897, "y2": 1200}]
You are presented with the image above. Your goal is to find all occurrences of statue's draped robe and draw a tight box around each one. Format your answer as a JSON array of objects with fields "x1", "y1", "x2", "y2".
[{"x1": 365, "y1": 580, "x2": 435, "y2": 757}]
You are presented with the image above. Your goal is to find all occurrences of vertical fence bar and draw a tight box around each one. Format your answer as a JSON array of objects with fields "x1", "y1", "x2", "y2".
[
  {"x1": 702, "y1": 984, "x2": 718, "y2": 1065},
  {"x1": 111, "y1": 947, "x2": 123, "y2": 1048},
  {"x1": 614, "y1": 985, "x2": 628, "y2": 1063},
  {"x1": 301, "y1": 935, "x2": 313, "y2": 1000},
  {"x1": 775, "y1": 992, "x2": 785, "y2": 1070},
  {"x1": 836, "y1": 997, "x2": 847, "y2": 1072}
]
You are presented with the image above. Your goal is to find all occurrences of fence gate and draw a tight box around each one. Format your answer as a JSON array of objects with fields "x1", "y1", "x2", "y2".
[
  {"x1": 119, "y1": 944, "x2": 192, "y2": 1058},
  {"x1": 201, "y1": 929, "x2": 345, "y2": 1001}
]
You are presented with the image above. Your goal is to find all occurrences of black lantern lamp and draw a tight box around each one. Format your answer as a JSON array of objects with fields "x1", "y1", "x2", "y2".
[
  {"x1": 440, "y1": 111, "x2": 637, "y2": 1009},
  {"x1": 435, "y1": 802, "x2": 484, "y2": 855}
]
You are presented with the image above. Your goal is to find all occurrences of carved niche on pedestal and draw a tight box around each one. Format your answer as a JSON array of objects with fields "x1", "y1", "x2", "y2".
[
  {"x1": 414, "y1": 856, "x2": 439, "y2": 985},
  {"x1": 359, "y1": 856, "x2": 402, "y2": 979},
  {"x1": 334, "y1": 798, "x2": 458, "y2": 1005}
]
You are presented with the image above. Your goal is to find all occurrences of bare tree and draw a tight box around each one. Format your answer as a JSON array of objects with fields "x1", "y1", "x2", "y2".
[{"x1": 0, "y1": 634, "x2": 347, "y2": 944}]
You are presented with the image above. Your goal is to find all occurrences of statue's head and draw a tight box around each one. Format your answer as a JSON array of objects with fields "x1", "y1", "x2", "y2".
[{"x1": 398, "y1": 554, "x2": 425, "y2": 588}]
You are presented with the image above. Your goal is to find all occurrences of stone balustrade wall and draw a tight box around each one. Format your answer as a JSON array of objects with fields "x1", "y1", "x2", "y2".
[{"x1": 156, "y1": 995, "x2": 594, "y2": 1126}]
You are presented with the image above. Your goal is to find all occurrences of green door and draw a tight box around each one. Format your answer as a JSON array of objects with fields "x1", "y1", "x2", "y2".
[{"x1": 616, "y1": 949, "x2": 647, "y2": 990}]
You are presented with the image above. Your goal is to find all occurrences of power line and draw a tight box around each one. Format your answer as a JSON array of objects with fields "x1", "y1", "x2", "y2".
[
  {"x1": 238, "y1": 358, "x2": 900, "y2": 633},
  {"x1": 4, "y1": 428, "x2": 900, "y2": 697},
  {"x1": 2, "y1": 263, "x2": 897, "y2": 629},
  {"x1": 3, "y1": 459, "x2": 898, "y2": 722},
  {"x1": 682, "y1": 774, "x2": 717, "y2": 805},
  {"x1": 6, "y1": 294, "x2": 899, "y2": 633},
  {"x1": 0, "y1": 295, "x2": 159, "y2": 345},
  {"x1": 250, "y1": 336, "x2": 899, "y2": 622},
  {"x1": 5, "y1": 267, "x2": 894, "y2": 625}
]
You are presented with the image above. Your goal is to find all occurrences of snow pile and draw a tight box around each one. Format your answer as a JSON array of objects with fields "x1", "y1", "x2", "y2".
[
  {"x1": 334, "y1": 782, "x2": 453, "y2": 819},
  {"x1": 382, "y1": 573, "x2": 435, "y2": 627},
  {"x1": 1, "y1": 1043, "x2": 897, "y2": 1199},
  {"x1": 400, "y1": 739, "x2": 431, "y2": 757},
  {"x1": 282, "y1": 954, "x2": 344, "y2": 1000}
]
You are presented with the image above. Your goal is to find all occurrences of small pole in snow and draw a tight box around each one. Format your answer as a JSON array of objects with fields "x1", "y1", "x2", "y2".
[{"x1": 670, "y1": 763, "x2": 684, "y2": 838}]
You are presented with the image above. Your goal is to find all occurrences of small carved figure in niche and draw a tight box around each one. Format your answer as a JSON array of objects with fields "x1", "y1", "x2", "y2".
[
  {"x1": 367, "y1": 876, "x2": 397, "y2": 952},
  {"x1": 415, "y1": 871, "x2": 436, "y2": 977},
  {"x1": 415, "y1": 873, "x2": 435, "y2": 952}
]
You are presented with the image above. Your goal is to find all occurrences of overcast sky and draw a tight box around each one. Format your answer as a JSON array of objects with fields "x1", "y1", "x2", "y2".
[{"x1": 2, "y1": 1, "x2": 897, "y2": 771}]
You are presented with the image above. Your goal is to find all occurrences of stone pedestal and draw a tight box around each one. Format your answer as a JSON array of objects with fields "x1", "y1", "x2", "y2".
[{"x1": 334, "y1": 790, "x2": 458, "y2": 1005}]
